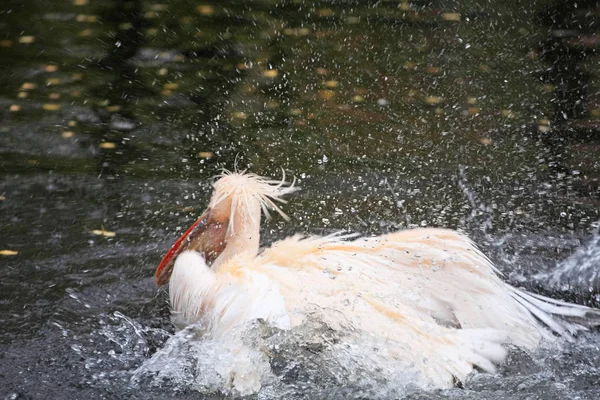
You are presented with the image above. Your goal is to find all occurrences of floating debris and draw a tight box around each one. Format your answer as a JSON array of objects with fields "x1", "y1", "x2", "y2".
[
  {"x1": 403, "y1": 61, "x2": 417, "y2": 70},
  {"x1": 0, "y1": 40, "x2": 13, "y2": 47},
  {"x1": 0, "y1": 195, "x2": 6, "y2": 201},
  {"x1": 17, "y1": 92, "x2": 28, "y2": 99},
  {"x1": 283, "y1": 27, "x2": 311, "y2": 36},
  {"x1": 352, "y1": 95, "x2": 364, "y2": 103},
  {"x1": 18, "y1": 36, "x2": 36, "y2": 44},
  {"x1": 106, "y1": 105, "x2": 122, "y2": 112},
  {"x1": 150, "y1": 3, "x2": 169, "y2": 12},
  {"x1": 318, "y1": 90, "x2": 336, "y2": 101},
  {"x1": 49, "y1": 93, "x2": 60, "y2": 100},
  {"x1": 47, "y1": 78, "x2": 61, "y2": 85},
  {"x1": 43, "y1": 104, "x2": 61, "y2": 111},
  {"x1": 79, "y1": 29, "x2": 93, "y2": 37},
  {"x1": 316, "y1": 67, "x2": 329, "y2": 75},
  {"x1": 20, "y1": 82, "x2": 38, "y2": 91},
  {"x1": 76, "y1": 15, "x2": 98, "y2": 23},
  {"x1": 318, "y1": 8, "x2": 334, "y2": 17},
  {"x1": 0, "y1": 250, "x2": 19, "y2": 256},
  {"x1": 541, "y1": 84, "x2": 556, "y2": 93},
  {"x1": 232, "y1": 111, "x2": 248, "y2": 120},
  {"x1": 346, "y1": 16, "x2": 360, "y2": 24},
  {"x1": 198, "y1": 151, "x2": 215, "y2": 159},
  {"x1": 91, "y1": 228, "x2": 116, "y2": 238},
  {"x1": 163, "y1": 83, "x2": 179, "y2": 90},
  {"x1": 265, "y1": 100, "x2": 279, "y2": 109},
  {"x1": 442, "y1": 13, "x2": 461, "y2": 22},
  {"x1": 73, "y1": 0, "x2": 89, "y2": 5},
  {"x1": 538, "y1": 118, "x2": 551, "y2": 133},
  {"x1": 9, "y1": 105, "x2": 21, "y2": 112},
  {"x1": 480, "y1": 138, "x2": 493, "y2": 145},
  {"x1": 62, "y1": 131, "x2": 75, "y2": 138},
  {"x1": 425, "y1": 66, "x2": 441, "y2": 75},
  {"x1": 424, "y1": 96, "x2": 443, "y2": 105},
  {"x1": 100, "y1": 142, "x2": 117, "y2": 149},
  {"x1": 324, "y1": 80, "x2": 338, "y2": 89},
  {"x1": 97, "y1": 139, "x2": 118, "y2": 149},
  {"x1": 263, "y1": 69, "x2": 279, "y2": 78},
  {"x1": 501, "y1": 109, "x2": 515, "y2": 118},
  {"x1": 44, "y1": 65, "x2": 58, "y2": 72},
  {"x1": 467, "y1": 96, "x2": 477, "y2": 105},
  {"x1": 196, "y1": 5, "x2": 215, "y2": 16}
]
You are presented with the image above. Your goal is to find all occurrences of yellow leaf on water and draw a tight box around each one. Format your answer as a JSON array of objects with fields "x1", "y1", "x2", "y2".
[
  {"x1": 18, "y1": 36, "x2": 35, "y2": 44},
  {"x1": 263, "y1": 69, "x2": 279, "y2": 78},
  {"x1": 0, "y1": 250, "x2": 18, "y2": 256},
  {"x1": 43, "y1": 104, "x2": 61, "y2": 111},
  {"x1": 317, "y1": 8, "x2": 334, "y2": 17},
  {"x1": 76, "y1": 15, "x2": 98, "y2": 23},
  {"x1": 99, "y1": 142, "x2": 116, "y2": 149},
  {"x1": 20, "y1": 82, "x2": 38, "y2": 90},
  {"x1": 0, "y1": 195, "x2": 6, "y2": 201},
  {"x1": 232, "y1": 111, "x2": 248, "y2": 120},
  {"x1": 297, "y1": 28, "x2": 311, "y2": 36},
  {"x1": 442, "y1": 13, "x2": 461, "y2": 22},
  {"x1": 196, "y1": 5, "x2": 214, "y2": 15},
  {"x1": 91, "y1": 229, "x2": 116, "y2": 237},
  {"x1": 198, "y1": 151, "x2": 215, "y2": 159},
  {"x1": 424, "y1": 96, "x2": 443, "y2": 105},
  {"x1": 105, "y1": 105, "x2": 121, "y2": 112},
  {"x1": 318, "y1": 90, "x2": 336, "y2": 101}
]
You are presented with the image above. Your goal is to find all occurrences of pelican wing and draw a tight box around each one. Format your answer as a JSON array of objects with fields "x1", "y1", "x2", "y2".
[{"x1": 257, "y1": 229, "x2": 549, "y2": 349}]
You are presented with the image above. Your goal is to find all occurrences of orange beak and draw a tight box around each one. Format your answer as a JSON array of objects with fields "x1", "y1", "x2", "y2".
[{"x1": 155, "y1": 208, "x2": 229, "y2": 286}]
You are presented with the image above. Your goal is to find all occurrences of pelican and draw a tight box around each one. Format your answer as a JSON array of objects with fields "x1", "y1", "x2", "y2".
[{"x1": 154, "y1": 171, "x2": 600, "y2": 390}]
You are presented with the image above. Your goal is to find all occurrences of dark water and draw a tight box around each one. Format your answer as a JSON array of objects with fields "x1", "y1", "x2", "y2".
[{"x1": 1, "y1": 0, "x2": 599, "y2": 398}]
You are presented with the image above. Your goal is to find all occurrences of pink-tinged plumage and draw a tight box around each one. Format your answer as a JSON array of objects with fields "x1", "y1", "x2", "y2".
[{"x1": 156, "y1": 171, "x2": 600, "y2": 390}]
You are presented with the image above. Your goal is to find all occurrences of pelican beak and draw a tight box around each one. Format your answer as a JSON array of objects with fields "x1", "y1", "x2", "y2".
[{"x1": 155, "y1": 208, "x2": 228, "y2": 286}]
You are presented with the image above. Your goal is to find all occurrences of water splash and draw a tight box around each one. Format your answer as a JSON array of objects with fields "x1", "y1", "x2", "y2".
[
  {"x1": 539, "y1": 222, "x2": 600, "y2": 294},
  {"x1": 132, "y1": 317, "x2": 419, "y2": 398}
]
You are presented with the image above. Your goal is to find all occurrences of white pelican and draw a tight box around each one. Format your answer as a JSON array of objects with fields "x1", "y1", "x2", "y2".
[{"x1": 154, "y1": 171, "x2": 600, "y2": 390}]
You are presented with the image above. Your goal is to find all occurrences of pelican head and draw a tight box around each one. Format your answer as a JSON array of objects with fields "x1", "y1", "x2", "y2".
[{"x1": 155, "y1": 170, "x2": 297, "y2": 286}]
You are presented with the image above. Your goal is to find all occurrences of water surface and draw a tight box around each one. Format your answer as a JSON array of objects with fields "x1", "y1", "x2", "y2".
[{"x1": 1, "y1": 0, "x2": 599, "y2": 398}]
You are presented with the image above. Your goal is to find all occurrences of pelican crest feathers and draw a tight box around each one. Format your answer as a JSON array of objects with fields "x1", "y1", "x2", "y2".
[{"x1": 209, "y1": 169, "x2": 299, "y2": 231}]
